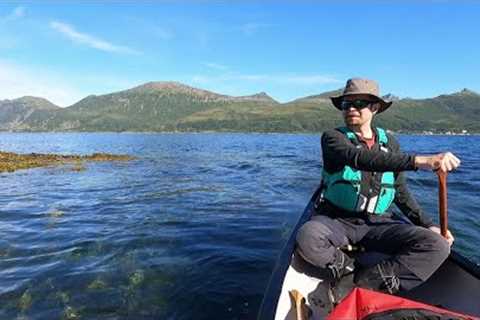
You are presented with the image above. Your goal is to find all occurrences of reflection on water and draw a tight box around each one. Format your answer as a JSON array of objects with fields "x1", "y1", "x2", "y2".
[{"x1": 0, "y1": 133, "x2": 479, "y2": 319}]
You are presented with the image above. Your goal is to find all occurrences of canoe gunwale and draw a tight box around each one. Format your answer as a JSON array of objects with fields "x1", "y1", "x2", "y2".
[
  {"x1": 258, "y1": 187, "x2": 480, "y2": 319},
  {"x1": 257, "y1": 188, "x2": 319, "y2": 320},
  {"x1": 449, "y1": 250, "x2": 480, "y2": 279}
]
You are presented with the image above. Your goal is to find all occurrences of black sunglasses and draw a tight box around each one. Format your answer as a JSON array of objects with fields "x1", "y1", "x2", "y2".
[{"x1": 340, "y1": 99, "x2": 376, "y2": 111}]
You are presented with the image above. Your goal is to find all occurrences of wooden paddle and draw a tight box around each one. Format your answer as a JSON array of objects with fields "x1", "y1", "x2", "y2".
[
  {"x1": 289, "y1": 290, "x2": 311, "y2": 320},
  {"x1": 437, "y1": 170, "x2": 448, "y2": 238}
]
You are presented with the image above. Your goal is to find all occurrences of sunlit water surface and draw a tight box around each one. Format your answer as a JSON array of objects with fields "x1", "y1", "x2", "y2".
[{"x1": 0, "y1": 133, "x2": 479, "y2": 319}]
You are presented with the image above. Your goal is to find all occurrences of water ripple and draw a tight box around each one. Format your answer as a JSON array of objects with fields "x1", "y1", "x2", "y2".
[{"x1": 0, "y1": 133, "x2": 478, "y2": 319}]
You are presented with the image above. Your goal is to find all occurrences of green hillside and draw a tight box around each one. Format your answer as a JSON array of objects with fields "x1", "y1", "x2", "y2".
[
  {"x1": 0, "y1": 97, "x2": 61, "y2": 131},
  {"x1": 1, "y1": 82, "x2": 478, "y2": 133}
]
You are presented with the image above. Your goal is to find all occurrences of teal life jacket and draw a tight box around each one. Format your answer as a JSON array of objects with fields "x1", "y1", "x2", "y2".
[{"x1": 320, "y1": 127, "x2": 396, "y2": 215}]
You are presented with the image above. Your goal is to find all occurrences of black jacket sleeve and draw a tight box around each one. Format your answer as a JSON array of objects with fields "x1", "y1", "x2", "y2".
[{"x1": 321, "y1": 129, "x2": 416, "y2": 173}]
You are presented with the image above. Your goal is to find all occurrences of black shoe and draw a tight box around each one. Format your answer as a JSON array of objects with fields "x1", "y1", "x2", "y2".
[
  {"x1": 304, "y1": 249, "x2": 357, "y2": 313},
  {"x1": 354, "y1": 262, "x2": 400, "y2": 294},
  {"x1": 330, "y1": 272, "x2": 355, "y2": 303},
  {"x1": 308, "y1": 272, "x2": 355, "y2": 314},
  {"x1": 308, "y1": 280, "x2": 335, "y2": 312}
]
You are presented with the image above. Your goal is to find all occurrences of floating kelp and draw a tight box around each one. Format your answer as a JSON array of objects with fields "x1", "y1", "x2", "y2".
[
  {"x1": 71, "y1": 163, "x2": 86, "y2": 172},
  {"x1": 129, "y1": 270, "x2": 145, "y2": 287},
  {"x1": 18, "y1": 289, "x2": 32, "y2": 312},
  {"x1": 62, "y1": 305, "x2": 80, "y2": 320},
  {"x1": 0, "y1": 151, "x2": 135, "y2": 173},
  {"x1": 87, "y1": 279, "x2": 107, "y2": 291},
  {"x1": 49, "y1": 210, "x2": 65, "y2": 218},
  {"x1": 56, "y1": 291, "x2": 70, "y2": 304},
  {"x1": 0, "y1": 247, "x2": 9, "y2": 258},
  {"x1": 68, "y1": 242, "x2": 104, "y2": 261}
]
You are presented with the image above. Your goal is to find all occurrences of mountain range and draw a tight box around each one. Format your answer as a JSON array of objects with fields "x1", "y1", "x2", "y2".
[{"x1": 1, "y1": 82, "x2": 479, "y2": 133}]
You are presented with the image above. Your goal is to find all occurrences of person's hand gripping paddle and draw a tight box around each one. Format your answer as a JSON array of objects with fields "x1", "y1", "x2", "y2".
[{"x1": 421, "y1": 153, "x2": 459, "y2": 246}]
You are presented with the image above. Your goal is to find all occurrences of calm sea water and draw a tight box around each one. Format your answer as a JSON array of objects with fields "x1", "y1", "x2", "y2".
[{"x1": 0, "y1": 133, "x2": 479, "y2": 320}]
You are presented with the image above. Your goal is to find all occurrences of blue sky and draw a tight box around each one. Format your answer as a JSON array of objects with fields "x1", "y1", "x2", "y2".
[{"x1": 1, "y1": 1, "x2": 479, "y2": 106}]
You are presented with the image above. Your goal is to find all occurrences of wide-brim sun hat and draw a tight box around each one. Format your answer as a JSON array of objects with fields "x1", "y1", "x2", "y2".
[{"x1": 330, "y1": 78, "x2": 393, "y2": 113}]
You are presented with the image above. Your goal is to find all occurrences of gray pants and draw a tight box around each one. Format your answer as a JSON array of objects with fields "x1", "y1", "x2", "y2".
[{"x1": 296, "y1": 214, "x2": 450, "y2": 290}]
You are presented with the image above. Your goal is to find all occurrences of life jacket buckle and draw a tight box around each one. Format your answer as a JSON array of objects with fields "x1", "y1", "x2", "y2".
[{"x1": 314, "y1": 192, "x2": 324, "y2": 210}]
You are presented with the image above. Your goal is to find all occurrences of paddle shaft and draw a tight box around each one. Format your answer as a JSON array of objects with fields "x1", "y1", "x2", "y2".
[{"x1": 437, "y1": 171, "x2": 448, "y2": 238}]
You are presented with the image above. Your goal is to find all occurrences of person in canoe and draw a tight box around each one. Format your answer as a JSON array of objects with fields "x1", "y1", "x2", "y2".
[{"x1": 295, "y1": 78, "x2": 460, "y2": 309}]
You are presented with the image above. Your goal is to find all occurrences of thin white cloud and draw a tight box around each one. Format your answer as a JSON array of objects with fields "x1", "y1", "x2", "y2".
[
  {"x1": 1, "y1": 6, "x2": 26, "y2": 22},
  {"x1": 239, "y1": 23, "x2": 274, "y2": 36},
  {"x1": 276, "y1": 75, "x2": 343, "y2": 86},
  {"x1": 195, "y1": 30, "x2": 209, "y2": 48},
  {"x1": 0, "y1": 37, "x2": 18, "y2": 50},
  {"x1": 190, "y1": 73, "x2": 341, "y2": 102},
  {"x1": 12, "y1": 6, "x2": 25, "y2": 19},
  {"x1": 192, "y1": 73, "x2": 341, "y2": 86},
  {"x1": 153, "y1": 26, "x2": 174, "y2": 40},
  {"x1": 49, "y1": 21, "x2": 141, "y2": 55},
  {"x1": 0, "y1": 7, "x2": 26, "y2": 50},
  {"x1": 0, "y1": 60, "x2": 148, "y2": 106},
  {"x1": 122, "y1": 16, "x2": 174, "y2": 41},
  {"x1": 203, "y1": 62, "x2": 229, "y2": 71},
  {"x1": 235, "y1": 74, "x2": 269, "y2": 81},
  {"x1": 0, "y1": 60, "x2": 85, "y2": 107}
]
